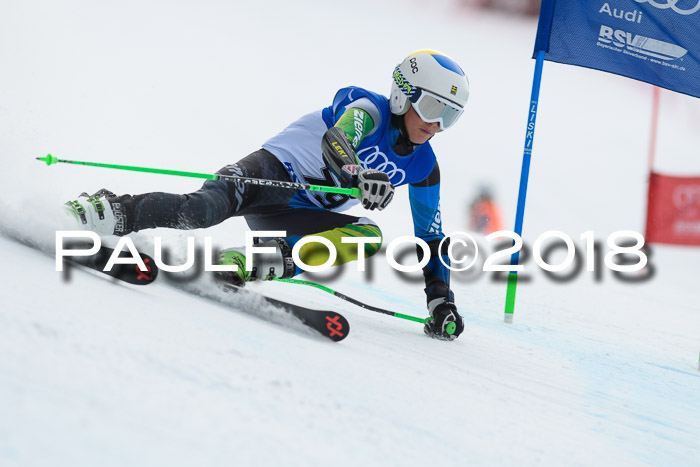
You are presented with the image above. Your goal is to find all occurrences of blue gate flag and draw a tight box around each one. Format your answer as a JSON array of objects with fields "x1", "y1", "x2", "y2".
[{"x1": 534, "y1": 0, "x2": 700, "y2": 99}]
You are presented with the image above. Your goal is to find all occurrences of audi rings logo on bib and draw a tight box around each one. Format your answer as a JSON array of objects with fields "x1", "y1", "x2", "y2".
[
  {"x1": 633, "y1": 0, "x2": 700, "y2": 16},
  {"x1": 357, "y1": 146, "x2": 406, "y2": 185}
]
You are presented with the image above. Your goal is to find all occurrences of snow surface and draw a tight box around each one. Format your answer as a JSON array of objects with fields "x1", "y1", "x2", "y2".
[{"x1": 1, "y1": 0, "x2": 700, "y2": 466}]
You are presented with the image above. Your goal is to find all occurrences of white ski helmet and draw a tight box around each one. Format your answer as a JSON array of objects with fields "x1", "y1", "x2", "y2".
[{"x1": 390, "y1": 49, "x2": 469, "y2": 130}]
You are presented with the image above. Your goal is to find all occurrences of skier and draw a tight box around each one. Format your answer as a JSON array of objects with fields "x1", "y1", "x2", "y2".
[{"x1": 65, "y1": 49, "x2": 469, "y2": 340}]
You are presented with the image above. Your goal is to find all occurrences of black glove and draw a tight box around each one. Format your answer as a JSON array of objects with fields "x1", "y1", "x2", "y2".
[
  {"x1": 322, "y1": 127, "x2": 359, "y2": 187},
  {"x1": 424, "y1": 298, "x2": 464, "y2": 340},
  {"x1": 357, "y1": 168, "x2": 395, "y2": 211}
]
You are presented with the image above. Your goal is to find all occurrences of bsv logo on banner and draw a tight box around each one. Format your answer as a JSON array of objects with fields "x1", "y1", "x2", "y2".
[
  {"x1": 598, "y1": 25, "x2": 688, "y2": 60},
  {"x1": 357, "y1": 146, "x2": 406, "y2": 185},
  {"x1": 634, "y1": 0, "x2": 700, "y2": 16}
]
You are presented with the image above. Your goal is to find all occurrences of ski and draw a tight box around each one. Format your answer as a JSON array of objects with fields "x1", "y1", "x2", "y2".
[
  {"x1": 264, "y1": 294, "x2": 349, "y2": 342},
  {"x1": 65, "y1": 244, "x2": 158, "y2": 286},
  {"x1": 218, "y1": 283, "x2": 349, "y2": 342}
]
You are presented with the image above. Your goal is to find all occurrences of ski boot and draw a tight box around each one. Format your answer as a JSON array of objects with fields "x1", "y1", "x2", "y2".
[
  {"x1": 64, "y1": 189, "x2": 125, "y2": 236},
  {"x1": 216, "y1": 238, "x2": 295, "y2": 287},
  {"x1": 423, "y1": 283, "x2": 464, "y2": 340}
]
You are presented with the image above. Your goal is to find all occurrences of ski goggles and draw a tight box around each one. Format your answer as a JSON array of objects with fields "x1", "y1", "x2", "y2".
[{"x1": 409, "y1": 89, "x2": 464, "y2": 131}]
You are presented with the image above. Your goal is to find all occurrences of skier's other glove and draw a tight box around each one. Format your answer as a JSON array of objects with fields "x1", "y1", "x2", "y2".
[
  {"x1": 322, "y1": 127, "x2": 360, "y2": 187},
  {"x1": 357, "y1": 168, "x2": 395, "y2": 211},
  {"x1": 424, "y1": 298, "x2": 464, "y2": 340}
]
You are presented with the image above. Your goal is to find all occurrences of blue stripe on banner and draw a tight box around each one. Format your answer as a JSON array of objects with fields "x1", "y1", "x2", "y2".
[{"x1": 535, "y1": 0, "x2": 700, "y2": 98}]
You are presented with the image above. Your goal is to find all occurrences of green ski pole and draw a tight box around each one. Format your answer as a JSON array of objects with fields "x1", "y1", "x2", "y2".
[
  {"x1": 37, "y1": 154, "x2": 361, "y2": 198},
  {"x1": 273, "y1": 278, "x2": 453, "y2": 333}
]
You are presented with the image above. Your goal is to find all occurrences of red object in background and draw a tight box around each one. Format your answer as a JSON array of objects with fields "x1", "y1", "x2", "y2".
[
  {"x1": 469, "y1": 198, "x2": 505, "y2": 235},
  {"x1": 645, "y1": 172, "x2": 700, "y2": 246}
]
